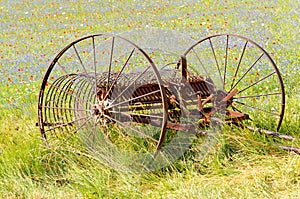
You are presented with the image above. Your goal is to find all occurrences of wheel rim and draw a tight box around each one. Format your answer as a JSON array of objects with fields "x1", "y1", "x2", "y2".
[
  {"x1": 38, "y1": 34, "x2": 168, "y2": 153},
  {"x1": 183, "y1": 34, "x2": 285, "y2": 131}
]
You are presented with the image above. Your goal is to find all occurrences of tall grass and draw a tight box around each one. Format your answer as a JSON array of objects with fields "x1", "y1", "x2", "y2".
[
  {"x1": 1, "y1": 0, "x2": 299, "y2": 198},
  {"x1": 0, "y1": 95, "x2": 299, "y2": 198}
]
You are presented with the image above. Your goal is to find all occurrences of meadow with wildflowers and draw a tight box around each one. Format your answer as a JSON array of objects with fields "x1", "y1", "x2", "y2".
[{"x1": 0, "y1": 0, "x2": 299, "y2": 198}]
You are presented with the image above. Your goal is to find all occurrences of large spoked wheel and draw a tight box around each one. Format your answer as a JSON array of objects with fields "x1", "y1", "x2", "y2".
[
  {"x1": 183, "y1": 34, "x2": 285, "y2": 131},
  {"x1": 38, "y1": 34, "x2": 168, "y2": 153}
]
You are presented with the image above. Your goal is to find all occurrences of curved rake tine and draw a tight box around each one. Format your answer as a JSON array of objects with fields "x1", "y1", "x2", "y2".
[
  {"x1": 279, "y1": 146, "x2": 300, "y2": 154},
  {"x1": 245, "y1": 126, "x2": 300, "y2": 154},
  {"x1": 245, "y1": 126, "x2": 299, "y2": 141}
]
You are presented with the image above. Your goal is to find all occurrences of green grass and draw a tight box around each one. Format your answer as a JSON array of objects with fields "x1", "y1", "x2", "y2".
[{"x1": 1, "y1": 0, "x2": 299, "y2": 198}]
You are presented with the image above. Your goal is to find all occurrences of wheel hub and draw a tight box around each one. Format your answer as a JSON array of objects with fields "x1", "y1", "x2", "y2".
[{"x1": 92, "y1": 100, "x2": 112, "y2": 119}]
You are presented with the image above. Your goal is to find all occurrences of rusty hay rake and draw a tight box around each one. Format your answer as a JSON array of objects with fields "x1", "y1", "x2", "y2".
[{"x1": 37, "y1": 33, "x2": 300, "y2": 159}]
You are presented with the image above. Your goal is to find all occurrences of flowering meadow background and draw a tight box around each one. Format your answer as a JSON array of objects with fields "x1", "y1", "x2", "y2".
[
  {"x1": 1, "y1": 0, "x2": 299, "y2": 111},
  {"x1": 0, "y1": 0, "x2": 299, "y2": 198}
]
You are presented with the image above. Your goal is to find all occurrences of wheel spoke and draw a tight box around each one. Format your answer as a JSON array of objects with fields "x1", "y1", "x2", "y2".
[
  {"x1": 187, "y1": 50, "x2": 218, "y2": 89},
  {"x1": 103, "y1": 114, "x2": 158, "y2": 142},
  {"x1": 109, "y1": 110, "x2": 164, "y2": 119},
  {"x1": 73, "y1": 44, "x2": 88, "y2": 74},
  {"x1": 44, "y1": 115, "x2": 92, "y2": 132},
  {"x1": 109, "y1": 66, "x2": 151, "y2": 105},
  {"x1": 107, "y1": 36, "x2": 115, "y2": 90},
  {"x1": 92, "y1": 36, "x2": 97, "y2": 100},
  {"x1": 209, "y1": 38, "x2": 223, "y2": 86},
  {"x1": 62, "y1": 115, "x2": 94, "y2": 144},
  {"x1": 230, "y1": 40, "x2": 248, "y2": 91},
  {"x1": 105, "y1": 89, "x2": 161, "y2": 110},
  {"x1": 223, "y1": 35, "x2": 229, "y2": 89},
  {"x1": 57, "y1": 61, "x2": 69, "y2": 75},
  {"x1": 41, "y1": 105, "x2": 89, "y2": 112},
  {"x1": 87, "y1": 124, "x2": 147, "y2": 153},
  {"x1": 231, "y1": 104, "x2": 243, "y2": 113},
  {"x1": 103, "y1": 48, "x2": 135, "y2": 101},
  {"x1": 234, "y1": 100, "x2": 280, "y2": 116},
  {"x1": 191, "y1": 48, "x2": 211, "y2": 78},
  {"x1": 93, "y1": 107, "x2": 97, "y2": 145},
  {"x1": 230, "y1": 53, "x2": 264, "y2": 91},
  {"x1": 238, "y1": 71, "x2": 276, "y2": 94},
  {"x1": 234, "y1": 92, "x2": 281, "y2": 99}
]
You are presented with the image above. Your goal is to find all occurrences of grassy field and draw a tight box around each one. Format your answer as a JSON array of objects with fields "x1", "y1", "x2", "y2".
[{"x1": 1, "y1": 0, "x2": 299, "y2": 198}]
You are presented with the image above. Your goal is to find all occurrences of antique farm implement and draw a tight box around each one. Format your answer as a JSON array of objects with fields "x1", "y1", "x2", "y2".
[{"x1": 37, "y1": 33, "x2": 299, "y2": 157}]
